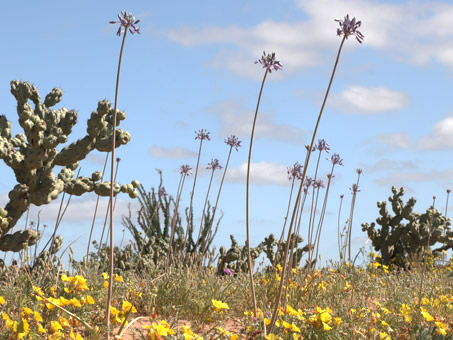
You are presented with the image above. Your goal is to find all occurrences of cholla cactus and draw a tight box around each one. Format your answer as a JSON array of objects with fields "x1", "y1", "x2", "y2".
[
  {"x1": 361, "y1": 186, "x2": 453, "y2": 267},
  {"x1": 216, "y1": 233, "x2": 308, "y2": 275},
  {"x1": 0, "y1": 80, "x2": 139, "y2": 252}
]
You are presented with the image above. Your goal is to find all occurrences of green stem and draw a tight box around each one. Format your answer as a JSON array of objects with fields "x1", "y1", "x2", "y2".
[
  {"x1": 246, "y1": 68, "x2": 268, "y2": 317},
  {"x1": 183, "y1": 140, "x2": 203, "y2": 257},
  {"x1": 107, "y1": 28, "x2": 128, "y2": 340},
  {"x1": 195, "y1": 170, "x2": 215, "y2": 251},
  {"x1": 347, "y1": 171, "x2": 361, "y2": 264},
  {"x1": 267, "y1": 36, "x2": 346, "y2": 334},
  {"x1": 201, "y1": 147, "x2": 233, "y2": 256}
]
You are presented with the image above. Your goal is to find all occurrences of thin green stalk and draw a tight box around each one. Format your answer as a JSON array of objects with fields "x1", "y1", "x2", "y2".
[
  {"x1": 308, "y1": 181, "x2": 322, "y2": 268},
  {"x1": 307, "y1": 150, "x2": 323, "y2": 268},
  {"x1": 268, "y1": 36, "x2": 346, "y2": 334},
  {"x1": 273, "y1": 177, "x2": 296, "y2": 268},
  {"x1": 246, "y1": 68, "x2": 268, "y2": 317},
  {"x1": 107, "y1": 27, "x2": 128, "y2": 339},
  {"x1": 168, "y1": 173, "x2": 186, "y2": 264},
  {"x1": 442, "y1": 189, "x2": 450, "y2": 264},
  {"x1": 182, "y1": 139, "x2": 204, "y2": 258},
  {"x1": 98, "y1": 158, "x2": 121, "y2": 256},
  {"x1": 347, "y1": 169, "x2": 362, "y2": 264},
  {"x1": 201, "y1": 146, "x2": 234, "y2": 256},
  {"x1": 86, "y1": 152, "x2": 110, "y2": 265},
  {"x1": 195, "y1": 169, "x2": 215, "y2": 251},
  {"x1": 337, "y1": 195, "x2": 344, "y2": 263},
  {"x1": 313, "y1": 165, "x2": 336, "y2": 266}
]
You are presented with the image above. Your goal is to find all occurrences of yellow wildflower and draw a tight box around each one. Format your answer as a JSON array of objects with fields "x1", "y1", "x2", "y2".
[
  {"x1": 71, "y1": 297, "x2": 82, "y2": 307},
  {"x1": 37, "y1": 322, "x2": 47, "y2": 333},
  {"x1": 0, "y1": 296, "x2": 5, "y2": 305},
  {"x1": 182, "y1": 325, "x2": 203, "y2": 339},
  {"x1": 70, "y1": 329, "x2": 84, "y2": 340},
  {"x1": 265, "y1": 334, "x2": 283, "y2": 340},
  {"x1": 421, "y1": 308, "x2": 434, "y2": 322},
  {"x1": 59, "y1": 317, "x2": 70, "y2": 328},
  {"x1": 34, "y1": 311, "x2": 43, "y2": 322},
  {"x1": 82, "y1": 295, "x2": 95, "y2": 304},
  {"x1": 435, "y1": 321, "x2": 447, "y2": 336},
  {"x1": 421, "y1": 297, "x2": 430, "y2": 306},
  {"x1": 114, "y1": 274, "x2": 124, "y2": 282},
  {"x1": 50, "y1": 320, "x2": 63, "y2": 332},
  {"x1": 380, "y1": 331, "x2": 391, "y2": 339},
  {"x1": 323, "y1": 322, "x2": 332, "y2": 331},
  {"x1": 122, "y1": 300, "x2": 137, "y2": 313},
  {"x1": 212, "y1": 299, "x2": 229, "y2": 312}
]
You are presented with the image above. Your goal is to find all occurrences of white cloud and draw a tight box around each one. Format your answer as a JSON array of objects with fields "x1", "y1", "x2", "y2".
[
  {"x1": 375, "y1": 168, "x2": 453, "y2": 186},
  {"x1": 364, "y1": 158, "x2": 417, "y2": 174},
  {"x1": 167, "y1": 21, "x2": 324, "y2": 77},
  {"x1": 227, "y1": 161, "x2": 289, "y2": 185},
  {"x1": 416, "y1": 116, "x2": 453, "y2": 150},
  {"x1": 330, "y1": 86, "x2": 410, "y2": 113},
  {"x1": 166, "y1": 0, "x2": 453, "y2": 76},
  {"x1": 150, "y1": 146, "x2": 197, "y2": 159},
  {"x1": 210, "y1": 100, "x2": 306, "y2": 143},
  {"x1": 29, "y1": 194, "x2": 136, "y2": 223},
  {"x1": 0, "y1": 193, "x2": 138, "y2": 225},
  {"x1": 86, "y1": 152, "x2": 107, "y2": 165},
  {"x1": 376, "y1": 133, "x2": 411, "y2": 149}
]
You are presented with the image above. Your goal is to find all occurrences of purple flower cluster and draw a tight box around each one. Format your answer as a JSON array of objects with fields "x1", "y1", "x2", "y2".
[
  {"x1": 254, "y1": 51, "x2": 282, "y2": 73},
  {"x1": 225, "y1": 135, "x2": 242, "y2": 151},
  {"x1": 206, "y1": 158, "x2": 223, "y2": 171},
  {"x1": 110, "y1": 11, "x2": 141, "y2": 36},
  {"x1": 335, "y1": 14, "x2": 364, "y2": 43},
  {"x1": 316, "y1": 139, "x2": 330, "y2": 153},
  {"x1": 180, "y1": 164, "x2": 192, "y2": 176},
  {"x1": 304, "y1": 176, "x2": 314, "y2": 192},
  {"x1": 158, "y1": 187, "x2": 168, "y2": 198},
  {"x1": 287, "y1": 162, "x2": 303, "y2": 181},
  {"x1": 350, "y1": 184, "x2": 360, "y2": 194},
  {"x1": 327, "y1": 153, "x2": 344, "y2": 166},
  {"x1": 195, "y1": 129, "x2": 211, "y2": 141},
  {"x1": 313, "y1": 179, "x2": 326, "y2": 189},
  {"x1": 305, "y1": 144, "x2": 316, "y2": 152}
]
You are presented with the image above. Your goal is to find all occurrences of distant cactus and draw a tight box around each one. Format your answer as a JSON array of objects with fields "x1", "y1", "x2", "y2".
[
  {"x1": 361, "y1": 186, "x2": 453, "y2": 267},
  {"x1": 122, "y1": 177, "x2": 223, "y2": 267},
  {"x1": 0, "y1": 80, "x2": 138, "y2": 252},
  {"x1": 216, "y1": 233, "x2": 308, "y2": 274}
]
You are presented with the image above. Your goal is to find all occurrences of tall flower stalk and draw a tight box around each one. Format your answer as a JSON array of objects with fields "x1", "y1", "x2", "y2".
[
  {"x1": 194, "y1": 159, "x2": 223, "y2": 251},
  {"x1": 273, "y1": 162, "x2": 303, "y2": 268},
  {"x1": 201, "y1": 135, "x2": 241, "y2": 256},
  {"x1": 106, "y1": 11, "x2": 140, "y2": 339},
  {"x1": 442, "y1": 189, "x2": 451, "y2": 264},
  {"x1": 167, "y1": 165, "x2": 192, "y2": 264},
  {"x1": 347, "y1": 168, "x2": 362, "y2": 264},
  {"x1": 182, "y1": 129, "x2": 210, "y2": 258},
  {"x1": 246, "y1": 52, "x2": 282, "y2": 316},
  {"x1": 313, "y1": 153, "x2": 343, "y2": 266},
  {"x1": 267, "y1": 15, "x2": 363, "y2": 333},
  {"x1": 337, "y1": 194, "x2": 345, "y2": 263},
  {"x1": 306, "y1": 140, "x2": 330, "y2": 268}
]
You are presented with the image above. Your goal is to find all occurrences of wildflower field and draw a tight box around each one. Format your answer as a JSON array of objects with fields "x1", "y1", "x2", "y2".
[{"x1": 1, "y1": 4, "x2": 453, "y2": 340}]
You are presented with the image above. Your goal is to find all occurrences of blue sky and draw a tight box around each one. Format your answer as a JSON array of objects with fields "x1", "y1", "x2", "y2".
[{"x1": 2, "y1": 0, "x2": 453, "y2": 264}]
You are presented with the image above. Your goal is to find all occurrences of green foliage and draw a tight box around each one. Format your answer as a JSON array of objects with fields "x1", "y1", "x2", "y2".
[
  {"x1": 361, "y1": 186, "x2": 453, "y2": 267},
  {"x1": 217, "y1": 233, "x2": 309, "y2": 274},
  {"x1": 121, "y1": 177, "x2": 222, "y2": 268},
  {"x1": 0, "y1": 80, "x2": 137, "y2": 252}
]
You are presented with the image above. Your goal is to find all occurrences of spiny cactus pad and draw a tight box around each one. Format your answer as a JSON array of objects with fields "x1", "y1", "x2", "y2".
[
  {"x1": 0, "y1": 80, "x2": 138, "y2": 252},
  {"x1": 361, "y1": 186, "x2": 453, "y2": 267}
]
